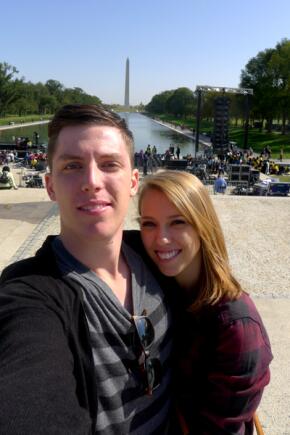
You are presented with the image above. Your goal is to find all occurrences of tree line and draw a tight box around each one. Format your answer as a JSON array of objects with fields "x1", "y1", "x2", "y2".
[
  {"x1": 146, "y1": 38, "x2": 290, "y2": 134},
  {"x1": 0, "y1": 63, "x2": 101, "y2": 117}
]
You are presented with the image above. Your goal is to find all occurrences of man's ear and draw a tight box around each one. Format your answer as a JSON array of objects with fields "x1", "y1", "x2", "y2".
[
  {"x1": 130, "y1": 169, "x2": 139, "y2": 197},
  {"x1": 45, "y1": 173, "x2": 56, "y2": 201}
]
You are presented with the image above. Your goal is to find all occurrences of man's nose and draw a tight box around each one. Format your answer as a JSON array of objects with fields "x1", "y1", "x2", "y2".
[{"x1": 81, "y1": 163, "x2": 103, "y2": 192}]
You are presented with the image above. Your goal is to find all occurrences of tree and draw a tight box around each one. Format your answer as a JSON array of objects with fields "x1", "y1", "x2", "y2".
[
  {"x1": 9, "y1": 81, "x2": 38, "y2": 115},
  {"x1": 146, "y1": 90, "x2": 174, "y2": 114},
  {"x1": 32, "y1": 82, "x2": 53, "y2": 114},
  {"x1": 240, "y1": 48, "x2": 276, "y2": 131},
  {"x1": 228, "y1": 94, "x2": 247, "y2": 127},
  {"x1": 0, "y1": 62, "x2": 22, "y2": 116},
  {"x1": 201, "y1": 92, "x2": 215, "y2": 121},
  {"x1": 45, "y1": 79, "x2": 64, "y2": 102},
  {"x1": 240, "y1": 39, "x2": 290, "y2": 133},
  {"x1": 62, "y1": 87, "x2": 101, "y2": 105},
  {"x1": 167, "y1": 87, "x2": 196, "y2": 117},
  {"x1": 39, "y1": 95, "x2": 58, "y2": 114},
  {"x1": 0, "y1": 61, "x2": 102, "y2": 117},
  {"x1": 268, "y1": 39, "x2": 290, "y2": 134}
]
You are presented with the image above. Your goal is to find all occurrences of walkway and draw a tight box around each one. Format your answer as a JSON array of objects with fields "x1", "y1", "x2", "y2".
[
  {"x1": 0, "y1": 120, "x2": 49, "y2": 131},
  {"x1": 0, "y1": 185, "x2": 289, "y2": 434}
]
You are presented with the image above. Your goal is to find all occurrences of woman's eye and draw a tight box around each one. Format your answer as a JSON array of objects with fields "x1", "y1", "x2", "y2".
[
  {"x1": 172, "y1": 219, "x2": 186, "y2": 225},
  {"x1": 140, "y1": 221, "x2": 156, "y2": 228}
]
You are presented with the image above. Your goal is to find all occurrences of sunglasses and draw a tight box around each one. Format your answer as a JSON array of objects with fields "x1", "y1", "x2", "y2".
[{"x1": 132, "y1": 315, "x2": 162, "y2": 396}]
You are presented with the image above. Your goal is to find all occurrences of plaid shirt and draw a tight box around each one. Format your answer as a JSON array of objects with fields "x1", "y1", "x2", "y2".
[{"x1": 173, "y1": 291, "x2": 273, "y2": 435}]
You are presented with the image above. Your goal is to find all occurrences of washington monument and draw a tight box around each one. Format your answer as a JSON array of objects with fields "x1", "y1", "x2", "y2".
[{"x1": 124, "y1": 58, "x2": 129, "y2": 108}]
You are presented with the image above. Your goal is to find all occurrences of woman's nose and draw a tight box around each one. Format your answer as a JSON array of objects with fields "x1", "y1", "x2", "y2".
[{"x1": 156, "y1": 227, "x2": 171, "y2": 244}]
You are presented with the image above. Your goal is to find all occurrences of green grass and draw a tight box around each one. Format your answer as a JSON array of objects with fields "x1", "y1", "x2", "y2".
[
  {"x1": 0, "y1": 114, "x2": 52, "y2": 126},
  {"x1": 152, "y1": 113, "x2": 290, "y2": 158},
  {"x1": 270, "y1": 175, "x2": 290, "y2": 182},
  {"x1": 228, "y1": 127, "x2": 290, "y2": 159}
]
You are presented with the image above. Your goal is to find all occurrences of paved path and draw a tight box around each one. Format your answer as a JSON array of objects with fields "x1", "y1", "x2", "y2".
[
  {"x1": 0, "y1": 186, "x2": 289, "y2": 434},
  {"x1": 0, "y1": 120, "x2": 49, "y2": 131}
]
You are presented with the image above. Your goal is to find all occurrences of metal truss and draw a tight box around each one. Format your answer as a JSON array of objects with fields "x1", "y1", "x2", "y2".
[{"x1": 196, "y1": 85, "x2": 253, "y2": 95}]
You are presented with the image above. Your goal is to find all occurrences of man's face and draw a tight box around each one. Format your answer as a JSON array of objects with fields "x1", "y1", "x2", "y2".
[{"x1": 45, "y1": 125, "x2": 138, "y2": 246}]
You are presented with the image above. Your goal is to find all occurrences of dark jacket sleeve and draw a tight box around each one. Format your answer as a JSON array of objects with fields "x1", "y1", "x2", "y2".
[{"x1": 0, "y1": 278, "x2": 92, "y2": 435}]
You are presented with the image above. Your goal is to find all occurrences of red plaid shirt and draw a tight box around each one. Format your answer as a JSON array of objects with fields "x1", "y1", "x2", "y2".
[{"x1": 173, "y1": 292, "x2": 273, "y2": 434}]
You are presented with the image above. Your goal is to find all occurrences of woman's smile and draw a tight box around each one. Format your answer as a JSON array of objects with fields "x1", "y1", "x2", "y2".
[{"x1": 154, "y1": 249, "x2": 181, "y2": 261}]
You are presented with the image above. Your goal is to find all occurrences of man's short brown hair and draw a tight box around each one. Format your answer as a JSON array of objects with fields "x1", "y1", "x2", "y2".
[{"x1": 47, "y1": 104, "x2": 134, "y2": 170}]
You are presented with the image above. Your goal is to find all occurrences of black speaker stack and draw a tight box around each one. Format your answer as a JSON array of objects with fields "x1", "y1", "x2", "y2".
[
  {"x1": 212, "y1": 97, "x2": 230, "y2": 154},
  {"x1": 228, "y1": 164, "x2": 251, "y2": 183}
]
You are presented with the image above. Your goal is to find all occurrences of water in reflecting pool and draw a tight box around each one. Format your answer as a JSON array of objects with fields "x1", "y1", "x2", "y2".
[
  {"x1": 0, "y1": 113, "x2": 195, "y2": 157},
  {"x1": 121, "y1": 113, "x2": 195, "y2": 156},
  {"x1": 0, "y1": 123, "x2": 49, "y2": 147}
]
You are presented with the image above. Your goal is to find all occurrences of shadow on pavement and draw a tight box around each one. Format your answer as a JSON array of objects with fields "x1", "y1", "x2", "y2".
[{"x1": 0, "y1": 201, "x2": 53, "y2": 225}]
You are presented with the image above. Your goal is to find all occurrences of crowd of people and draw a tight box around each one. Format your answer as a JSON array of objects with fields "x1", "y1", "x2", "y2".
[
  {"x1": 0, "y1": 150, "x2": 17, "y2": 165},
  {"x1": 134, "y1": 144, "x2": 184, "y2": 175},
  {"x1": 0, "y1": 149, "x2": 47, "y2": 168},
  {"x1": 22, "y1": 151, "x2": 47, "y2": 169},
  {"x1": 134, "y1": 144, "x2": 160, "y2": 175},
  {"x1": 222, "y1": 146, "x2": 289, "y2": 176},
  {"x1": 136, "y1": 144, "x2": 290, "y2": 182},
  {"x1": 0, "y1": 144, "x2": 48, "y2": 190}
]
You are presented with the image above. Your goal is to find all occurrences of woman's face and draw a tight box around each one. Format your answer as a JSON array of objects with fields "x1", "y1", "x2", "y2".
[{"x1": 140, "y1": 189, "x2": 202, "y2": 288}]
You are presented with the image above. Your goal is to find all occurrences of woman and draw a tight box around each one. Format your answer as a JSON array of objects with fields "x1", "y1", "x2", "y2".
[
  {"x1": 0, "y1": 166, "x2": 18, "y2": 190},
  {"x1": 126, "y1": 170, "x2": 272, "y2": 434}
]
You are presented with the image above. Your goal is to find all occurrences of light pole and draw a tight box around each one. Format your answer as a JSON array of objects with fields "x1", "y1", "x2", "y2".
[
  {"x1": 195, "y1": 89, "x2": 202, "y2": 158},
  {"x1": 243, "y1": 93, "x2": 250, "y2": 150}
]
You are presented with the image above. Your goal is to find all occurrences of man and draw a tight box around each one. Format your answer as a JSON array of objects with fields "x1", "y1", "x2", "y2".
[
  {"x1": 214, "y1": 171, "x2": 227, "y2": 194},
  {"x1": 280, "y1": 146, "x2": 284, "y2": 162},
  {"x1": 0, "y1": 105, "x2": 172, "y2": 434}
]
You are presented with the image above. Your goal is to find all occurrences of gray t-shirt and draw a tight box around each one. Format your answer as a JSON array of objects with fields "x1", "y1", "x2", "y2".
[{"x1": 53, "y1": 237, "x2": 172, "y2": 434}]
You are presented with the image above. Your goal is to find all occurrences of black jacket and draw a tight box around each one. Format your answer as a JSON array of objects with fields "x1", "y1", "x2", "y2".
[
  {"x1": 0, "y1": 236, "x2": 96, "y2": 434},
  {"x1": 0, "y1": 231, "x2": 171, "y2": 435}
]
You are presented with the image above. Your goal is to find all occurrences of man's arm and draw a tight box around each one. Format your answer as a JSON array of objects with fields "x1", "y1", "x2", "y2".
[{"x1": 0, "y1": 280, "x2": 92, "y2": 435}]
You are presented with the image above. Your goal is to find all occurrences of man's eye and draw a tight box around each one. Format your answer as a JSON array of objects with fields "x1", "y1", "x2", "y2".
[
  {"x1": 64, "y1": 162, "x2": 81, "y2": 170},
  {"x1": 101, "y1": 161, "x2": 120, "y2": 170}
]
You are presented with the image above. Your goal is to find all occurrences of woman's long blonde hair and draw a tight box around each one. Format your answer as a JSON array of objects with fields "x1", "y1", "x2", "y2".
[{"x1": 138, "y1": 170, "x2": 242, "y2": 312}]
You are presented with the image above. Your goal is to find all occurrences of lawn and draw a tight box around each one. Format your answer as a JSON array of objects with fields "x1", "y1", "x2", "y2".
[
  {"x1": 228, "y1": 127, "x2": 290, "y2": 159},
  {"x1": 270, "y1": 175, "x2": 290, "y2": 182},
  {"x1": 154, "y1": 114, "x2": 290, "y2": 158}
]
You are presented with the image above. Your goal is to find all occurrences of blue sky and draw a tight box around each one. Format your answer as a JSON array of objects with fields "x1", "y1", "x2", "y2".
[{"x1": 1, "y1": 0, "x2": 289, "y2": 105}]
